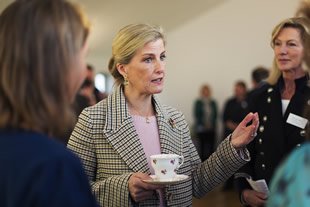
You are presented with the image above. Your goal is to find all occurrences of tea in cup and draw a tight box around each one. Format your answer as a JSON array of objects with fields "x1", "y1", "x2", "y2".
[{"x1": 150, "y1": 154, "x2": 184, "y2": 180}]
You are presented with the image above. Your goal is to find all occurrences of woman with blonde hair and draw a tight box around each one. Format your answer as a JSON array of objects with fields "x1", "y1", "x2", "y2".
[
  {"x1": 0, "y1": 0, "x2": 98, "y2": 206},
  {"x1": 236, "y1": 17, "x2": 310, "y2": 207},
  {"x1": 68, "y1": 23, "x2": 259, "y2": 207}
]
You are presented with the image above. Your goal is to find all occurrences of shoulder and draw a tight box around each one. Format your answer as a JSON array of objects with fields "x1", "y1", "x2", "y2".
[
  {"x1": 248, "y1": 84, "x2": 276, "y2": 106},
  {"x1": 162, "y1": 104, "x2": 184, "y2": 118},
  {"x1": 161, "y1": 105, "x2": 189, "y2": 129},
  {"x1": 79, "y1": 98, "x2": 108, "y2": 122}
]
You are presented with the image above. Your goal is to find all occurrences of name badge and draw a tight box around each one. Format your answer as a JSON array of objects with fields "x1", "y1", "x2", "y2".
[{"x1": 286, "y1": 113, "x2": 308, "y2": 129}]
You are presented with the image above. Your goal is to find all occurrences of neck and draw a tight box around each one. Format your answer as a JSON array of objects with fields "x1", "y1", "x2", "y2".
[
  {"x1": 124, "y1": 89, "x2": 155, "y2": 117},
  {"x1": 282, "y1": 66, "x2": 305, "y2": 81},
  {"x1": 281, "y1": 68, "x2": 305, "y2": 100}
]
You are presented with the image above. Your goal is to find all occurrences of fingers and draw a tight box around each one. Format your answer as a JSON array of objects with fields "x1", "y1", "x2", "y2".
[
  {"x1": 250, "y1": 112, "x2": 259, "y2": 136},
  {"x1": 243, "y1": 189, "x2": 267, "y2": 207},
  {"x1": 129, "y1": 173, "x2": 164, "y2": 202},
  {"x1": 239, "y1": 112, "x2": 254, "y2": 128},
  {"x1": 256, "y1": 191, "x2": 268, "y2": 200}
]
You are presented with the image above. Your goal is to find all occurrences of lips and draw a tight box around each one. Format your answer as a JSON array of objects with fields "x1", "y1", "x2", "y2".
[
  {"x1": 151, "y1": 78, "x2": 163, "y2": 83},
  {"x1": 278, "y1": 59, "x2": 290, "y2": 63}
]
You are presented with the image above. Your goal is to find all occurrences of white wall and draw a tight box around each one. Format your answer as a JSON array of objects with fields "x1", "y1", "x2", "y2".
[
  {"x1": 89, "y1": 0, "x2": 301, "y2": 140},
  {"x1": 157, "y1": 0, "x2": 300, "y2": 140}
]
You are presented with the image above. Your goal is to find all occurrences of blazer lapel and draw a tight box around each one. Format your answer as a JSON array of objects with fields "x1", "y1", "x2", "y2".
[
  {"x1": 153, "y1": 96, "x2": 183, "y2": 156},
  {"x1": 103, "y1": 86, "x2": 150, "y2": 174}
]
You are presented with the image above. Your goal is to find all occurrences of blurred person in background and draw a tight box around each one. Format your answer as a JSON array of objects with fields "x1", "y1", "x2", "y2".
[
  {"x1": 222, "y1": 80, "x2": 249, "y2": 191},
  {"x1": 193, "y1": 84, "x2": 218, "y2": 161},
  {"x1": 247, "y1": 67, "x2": 269, "y2": 99},
  {"x1": 0, "y1": 0, "x2": 98, "y2": 206}
]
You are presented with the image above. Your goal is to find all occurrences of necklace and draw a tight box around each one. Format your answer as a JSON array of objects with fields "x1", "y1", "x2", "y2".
[{"x1": 130, "y1": 107, "x2": 151, "y2": 124}]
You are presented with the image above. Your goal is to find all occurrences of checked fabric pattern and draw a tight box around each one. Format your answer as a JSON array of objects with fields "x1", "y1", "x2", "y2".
[{"x1": 67, "y1": 86, "x2": 250, "y2": 207}]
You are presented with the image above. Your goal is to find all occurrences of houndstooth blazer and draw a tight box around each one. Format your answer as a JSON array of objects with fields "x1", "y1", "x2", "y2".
[{"x1": 67, "y1": 86, "x2": 249, "y2": 207}]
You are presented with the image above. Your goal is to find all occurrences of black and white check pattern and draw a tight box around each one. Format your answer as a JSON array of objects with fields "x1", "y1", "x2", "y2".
[{"x1": 67, "y1": 86, "x2": 250, "y2": 207}]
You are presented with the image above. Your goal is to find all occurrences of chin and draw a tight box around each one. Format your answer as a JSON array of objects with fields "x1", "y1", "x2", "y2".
[
  {"x1": 278, "y1": 65, "x2": 292, "y2": 71},
  {"x1": 152, "y1": 87, "x2": 163, "y2": 95}
]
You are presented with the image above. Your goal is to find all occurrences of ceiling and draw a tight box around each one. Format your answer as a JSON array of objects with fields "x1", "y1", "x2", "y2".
[{"x1": 0, "y1": 0, "x2": 227, "y2": 60}]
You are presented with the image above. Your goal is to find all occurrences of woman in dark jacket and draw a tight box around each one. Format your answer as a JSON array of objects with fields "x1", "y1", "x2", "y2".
[{"x1": 236, "y1": 17, "x2": 310, "y2": 207}]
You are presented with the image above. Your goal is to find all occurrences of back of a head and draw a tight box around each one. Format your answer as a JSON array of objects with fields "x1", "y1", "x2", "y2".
[
  {"x1": 108, "y1": 24, "x2": 165, "y2": 86},
  {"x1": 296, "y1": 0, "x2": 310, "y2": 20},
  {"x1": 252, "y1": 67, "x2": 269, "y2": 84},
  {"x1": 0, "y1": 0, "x2": 89, "y2": 138}
]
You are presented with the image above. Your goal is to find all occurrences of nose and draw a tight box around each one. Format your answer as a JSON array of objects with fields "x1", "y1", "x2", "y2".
[
  {"x1": 155, "y1": 59, "x2": 165, "y2": 73},
  {"x1": 279, "y1": 45, "x2": 288, "y2": 55}
]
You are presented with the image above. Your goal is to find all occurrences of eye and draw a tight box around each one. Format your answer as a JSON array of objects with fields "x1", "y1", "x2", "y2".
[
  {"x1": 144, "y1": 57, "x2": 152, "y2": 63},
  {"x1": 160, "y1": 55, "x2": 166, "y2": 61},
  {"x1": 274, "y1": 41, "x2": 281, "y2": 46},
  {"x1": 288, "y1": 42, "x2": 297, "y2": 47}
]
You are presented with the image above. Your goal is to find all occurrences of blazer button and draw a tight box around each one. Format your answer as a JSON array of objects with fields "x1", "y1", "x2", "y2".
[
  {"x1": 263, "y1": 116, "x2": 267, "y2": 122},
  {"x1": 260, "y1": 152, "x2": 264, "y2": 156},
  {"x1": 296, "y1": 143, "x2": 301, "y2": 147},
  {"x1": 259, "y1": 126, "x2": 264, "y2": 133},
  {"x1": 262, "y1": 164, "x2": 266, "y2": 170},
  {"x1": 300, "y1": 130, "x2": 306, "y2": 137},
  {"x1": 168, "y1": 192, "x2": 174, "y2": 202},
  {"x1": 267, "y1": 97, "x2": 271, "y2": 103},
  {"x1": 268, "y1": 88, "x2": 273, "y2": 93},
  {"x1": 258, "y1": 138, "x2": 263, "y2": 144}
]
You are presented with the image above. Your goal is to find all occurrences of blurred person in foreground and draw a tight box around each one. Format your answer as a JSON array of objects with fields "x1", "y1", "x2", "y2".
[
  {"x1": 193, "y1": 84, "x2": 218, "y2": 161},
  {"x1": 236, "y1": 17, "x2": 310, "y2": 207},
  {"x1": 0, "y1": 0, "x2": 98, "y2": 206},
  {"x1": 67, "y1": 23, "x2": 259, "y2": 207}
]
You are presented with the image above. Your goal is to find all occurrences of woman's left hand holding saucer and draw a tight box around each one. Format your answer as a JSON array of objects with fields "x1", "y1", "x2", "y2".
[{"x1": 128, "y1": 172, "x2": 164, "y2": 202}]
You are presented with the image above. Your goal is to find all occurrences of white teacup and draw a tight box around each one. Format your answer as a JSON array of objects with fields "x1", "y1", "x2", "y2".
[{"x1": 150, "y1": 154, "x2": 184, "y2": 180}]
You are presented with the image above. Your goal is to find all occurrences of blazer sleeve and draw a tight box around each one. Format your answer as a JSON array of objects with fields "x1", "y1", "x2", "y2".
[
  {"x1": 178, "y1": 113, "x2": 250, "y2": 198},
  {"x1": 67, "y1": 109, "x2": 134, "y2": 207}
]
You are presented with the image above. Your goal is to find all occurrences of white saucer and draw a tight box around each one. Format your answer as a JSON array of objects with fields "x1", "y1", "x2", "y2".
[{"x1": 143, "y1": 174, "x2": 189, "y2": 185}]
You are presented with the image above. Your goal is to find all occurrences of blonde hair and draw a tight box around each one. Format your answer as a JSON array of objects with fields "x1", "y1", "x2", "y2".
[
  {"x1": 267, "y1": 17, "x2": 310, "y2": 85},
  {"x1": 108, "y1": 24, "x2": 165, "y2": 86},
  {"x1": 296, "y1": 0, "x2": 310, "y2": 20},
  {"x1": 0, "y1": 0, "x2": 90, "y2": 139}
]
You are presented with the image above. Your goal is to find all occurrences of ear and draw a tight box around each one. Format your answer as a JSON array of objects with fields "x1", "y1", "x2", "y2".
[{"x1": 116, "y1": 63, "x2": 127, "y2": 77}]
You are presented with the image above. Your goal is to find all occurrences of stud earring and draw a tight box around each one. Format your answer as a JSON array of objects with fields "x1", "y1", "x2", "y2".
[{"x1": 124, "y1": 75, "x2": 129, "y2": 86}]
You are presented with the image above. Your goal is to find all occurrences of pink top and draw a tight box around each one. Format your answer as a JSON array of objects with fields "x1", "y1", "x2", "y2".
[{"x1": 131, "y1": 115, "x2": 166, "y2": 207}]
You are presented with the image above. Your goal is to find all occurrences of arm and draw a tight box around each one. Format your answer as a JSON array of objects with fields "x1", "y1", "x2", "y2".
[
  {"x1": 67, "y1": 109, "x2": 133, "y2": 207},
  {"x1": 192, "y1": 112, "x2": 259, "y2": 198}
]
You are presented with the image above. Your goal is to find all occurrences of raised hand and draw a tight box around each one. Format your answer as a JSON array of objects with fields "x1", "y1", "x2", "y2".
[{"x1": 231, "y1": 112, "x2": 259, "y2": 150}]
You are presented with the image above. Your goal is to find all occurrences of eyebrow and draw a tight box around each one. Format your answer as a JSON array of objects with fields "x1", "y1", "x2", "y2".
[
  {"x1": 142, "y1": 51, "x2": 166, "y2": 56},
  {"x1": 275, "y1": 38, "x2": 299, "y2": 42}
]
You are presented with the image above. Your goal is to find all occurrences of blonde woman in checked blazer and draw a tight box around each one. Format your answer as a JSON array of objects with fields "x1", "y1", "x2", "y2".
[{"x1": 67, "y1": 24, "x2": 259, "y2": 207}]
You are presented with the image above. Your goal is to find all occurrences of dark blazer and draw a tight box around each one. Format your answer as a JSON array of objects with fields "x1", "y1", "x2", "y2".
[
  {"x1": 0, "y1": 129, "x2": 98, "y2": 207},
  {"x1": 68, "y1": 85, "x2": 250, "y2": 207},
  {"x1": 236, "y1": 75, "x2": 310, "y2": 202}
]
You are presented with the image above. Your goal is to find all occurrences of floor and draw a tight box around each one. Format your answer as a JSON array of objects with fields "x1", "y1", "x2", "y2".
[{"x1": 192, "y1": 183, "x2": 243, "y2": 207}]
